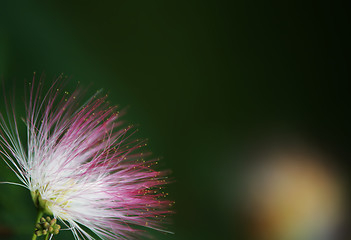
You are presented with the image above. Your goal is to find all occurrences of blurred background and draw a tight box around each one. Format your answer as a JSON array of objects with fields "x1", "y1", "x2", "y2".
[{"x1": 0, "y1": 0, "x2": 350, "y2": 239}]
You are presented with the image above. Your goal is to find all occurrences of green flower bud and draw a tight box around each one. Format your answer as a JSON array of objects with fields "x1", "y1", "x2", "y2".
[
  {"x1": 35, "y1": 230, "x2": 42, "y2": 236},
  {"x1": 35, "y1": 223, "x2": 42, "y2": 230},
  {"x1": 48, "y1": 226, "x2": 54, "y2": 233},
  {"x1": 53, "y1": 224, "x2": 61, "y2": 230},
  {"x1": 54, "y1": 229, "x2": 59, "y2": 235},
  {"x1": 43, "y1": 222, "x2": 50, "y2": 229},
  {"x1": 50, "y1": 218, "x2": 57, "y2": 225},
  {"x1": 40, "y1": 217, "x2": 46, "y2": 223},
  {"x1": 46, "y1": 216, "x2": 51, "y2": 222},
  {"x1": 42, "y1": 229, "x2": 47, "y2": 235}
]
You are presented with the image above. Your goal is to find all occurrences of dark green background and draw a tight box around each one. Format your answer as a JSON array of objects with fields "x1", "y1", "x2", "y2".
[{"x1": 0, "y1": 0, "x2": 350, "y2": 239}]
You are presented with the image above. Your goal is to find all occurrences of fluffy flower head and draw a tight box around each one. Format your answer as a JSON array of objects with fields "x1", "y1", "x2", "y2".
[{"x1": 0, "y1": 75, "x2": 172, "y2": 239}]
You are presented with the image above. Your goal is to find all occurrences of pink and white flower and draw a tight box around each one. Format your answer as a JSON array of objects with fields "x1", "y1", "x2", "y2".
[{"x1": 0, "y1": 75, "x2": 172, "y2": 239}]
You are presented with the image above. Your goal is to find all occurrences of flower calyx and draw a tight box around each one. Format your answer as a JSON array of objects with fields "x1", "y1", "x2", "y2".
[{"x1": 31, "y1": 189, "x2": 53, "y2": 215}]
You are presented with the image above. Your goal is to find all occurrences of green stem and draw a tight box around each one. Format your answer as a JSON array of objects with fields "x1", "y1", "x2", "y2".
[
  {"x1": 32, "y1": 210, "x2": 44, "y2": 240},
  {"x1": 44, "y1": 234, "x2": 50, "y2": 240}
]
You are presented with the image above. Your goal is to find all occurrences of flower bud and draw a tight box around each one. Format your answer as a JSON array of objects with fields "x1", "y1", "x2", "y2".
[
  {"x1": 54, "y1": 224, "x2": 61, "y2": 230},
  {"x1": 50, "y1": 218, "x2": 57, "y2": 225},
  {"x1": 43, "y1": 222, "x2": 50, "y2": 229},
  {"x1": 35, "y1": 223, "x2": 42, "y2": 230},
  {"x1": 35, "y1": 230, "x2": 43, "y2": 236}
]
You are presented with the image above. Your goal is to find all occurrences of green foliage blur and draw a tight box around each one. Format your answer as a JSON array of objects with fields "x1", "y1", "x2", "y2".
[{"x1": 0, "y1": 0, "x2": 350, "y2": 239}]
